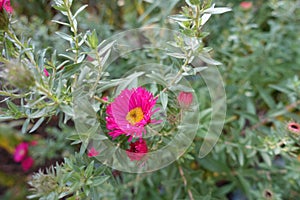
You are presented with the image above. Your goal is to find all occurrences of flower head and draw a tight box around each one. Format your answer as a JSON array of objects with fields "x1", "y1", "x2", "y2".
[
  {"x1": 13, "y1": 142, "x2": 29, "y2": 162},
  {"x1": 240, "y1": 1, "x2": 253, "y2": 10},
  {"x1": 126, "y1": 139, "x2": 148, "y2": 161},
  {"x1": 177, "y1": 91, "x2": 193, "y2": 109},
  {"x1": 287, "y1": 122, "x2": 300, "y2": 134},
  {"x1": 0, "y1": 0, "x2": 13, "y2": 13},
  {"x1": 88, "y1": 147, "x2": 99, "y2": 157},
  {"x1": 21, "y1": 156, "x2": 34, "y2": 172},
  {"x1": 106, "y1": 87, "x2": 159, "y2": 140}
]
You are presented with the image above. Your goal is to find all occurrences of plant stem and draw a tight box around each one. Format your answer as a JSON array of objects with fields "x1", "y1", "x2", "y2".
[
  {"x1": 93, "y1": 95, "x2": 109, "y2": 104},
  {"x1": 64, "y1": 0, "x2": 79, "y2": 63},
  {"x1": 90, "y1": 49, "x2": 104, "y2": 95},
  {"x1": 178, "y1": 164, "x2": 194, "y2": 200}
]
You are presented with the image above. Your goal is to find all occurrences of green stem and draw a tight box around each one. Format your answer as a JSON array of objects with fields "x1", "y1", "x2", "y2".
[
  {"x1": 93, "y1": 95, "x2": 109, "y2": 104},
  {"x1": 178, "y1": 163, "x2": 194, "y2": 200},
  {"x1": 36, "y1": 83, "x2": 59, "y2": 105},
  {"x1": 64, "y1": 0, "x2": 79, "y2": 63},
  {"x1": 90, "y1": 49, "x2": 104, "y2": 95}
]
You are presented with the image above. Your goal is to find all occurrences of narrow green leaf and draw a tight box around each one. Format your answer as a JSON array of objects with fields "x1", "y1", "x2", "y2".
[
  {"x1": 55, "y1": 31, "x2": 73, "y2": 42},
  {"x1": 52, "y1": 20, "x2": 70, "y2": 27},
  {"x1": 72, "y1": 5, "x2": 88, "y2": 20},
  {"x1": 29, "y1": 117, "x2": 45, "y2": 133}
]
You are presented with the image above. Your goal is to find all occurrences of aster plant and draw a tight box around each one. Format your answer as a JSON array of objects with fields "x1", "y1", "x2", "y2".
[{"x1": 1, "y1": 0, "x2": 300, "y2": 199}]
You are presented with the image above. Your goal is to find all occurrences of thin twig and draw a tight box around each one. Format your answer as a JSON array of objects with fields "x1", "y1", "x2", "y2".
[{"x1": 178, "y1": 164, "x2": 194, "y2": 200}]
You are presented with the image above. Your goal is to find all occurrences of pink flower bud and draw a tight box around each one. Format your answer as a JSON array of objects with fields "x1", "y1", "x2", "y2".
[
  {"x1": 13, "y1": 142, "x2": 29, "y2": 162},
  {"x1": 88, "y1": 147, "x2": 99, "y2": 157},
  {"x1": 240, "y1": 1, "x2": 253, "y2": 10},
  {"x1": 177, "y1": 91, "x2": 193, "y2": 109},
  {"x1": 102, "y1": 96, "x2": 108, "y2": 101},
  {"x1": 21, "y1": 156, "x2": 34, "y2": 172},
  {"x1": 43, "y1": 68, "x2": 50, "y2": 77}
]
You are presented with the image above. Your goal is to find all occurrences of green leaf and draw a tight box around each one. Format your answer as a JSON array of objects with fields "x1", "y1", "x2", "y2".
[
  {"x1": 257, "y1": 86, "x2": 276, "y2": 109},
  {"x1": 22, "y1": 118, "x2": 30, "y2": 134},
  {"x1": 55, "y1": 31, "x2": 73, "y2": 42},
  {"x1": 52, "y1": 20, "x2": 70, "y2": 27},
  {"x1": 160, "y1": 92, "x2": 168, "y2": 110},
  {"x1": 53, "y1": 5, "x2": 68, "y2": 12},
  {"x1": 260, "y1": 152, "x2": 272, "y2": 167},
  {"x1": 204, "y1": 6, "x2": 232, "y2": 15},
  {"x1": 98, "y1": 40, "x2": 115, "y2": 56},
  {"x1": 238, "y1": 148, "x2": 244, "y2": 166},
  {"x1": 62, "y1": 63, "x2": 82, "y2": 79},
  {"x1": 29, "y1": 117, "x2": 45, "y2": 133},
  {"x1": 237, "y1": 173, "x2": 252, "y2": 198},
  {"x1": 198, "y1": 54, "x2": 222, "y2": 65},
  {"x1": 167, "y1": 52, "x2": 186, "y2": 59},
  {"x1": 72, "y1": 5, "x2": 88, "y2": 20},
  {"x1": 85, "y1": 160, "x2": 94, "y2": 178},
  {"x1": 91, "y1": 175, "x2": 110, "y2": 187},
  {"x1": 87, "y1": 30, "x2": 99, "y2": 49},
  {"x1": 168, "y1": 14, "x2": 192, "y2": 22}
]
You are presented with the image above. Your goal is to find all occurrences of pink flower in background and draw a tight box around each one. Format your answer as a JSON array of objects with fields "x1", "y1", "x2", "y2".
[
  {"x1": 177, "y1": 91, "x2": 193, "y2": 109},
  {"x1": 43, "y1": 68, "x2": 50, "y2": 77},
  {"x1": 287, "y1": 122, "x2": 300, "y2": 134},
  {"x1": 0, "y1": 0, "x2": 13, "y2": 13},
  {"x1": 13, "y1": 142, "x2": 29, "y2": 162},
  {"x1": 106, "y1": 87, "x2": 160, "y2": 140},
  {"x1": 13, "y1": 142, "x2": 35, "y2": 171},
  {"x1": 21, "y1": 157, "x2": 34, "y2": 172},
  {"x1": 88, "y1": 147, "x2": 99, "y2": 157},
  {"x1": 240, "y1": 1, "x2": 253, "y2": 10},
  {"x1": 30, "y1": 140, "x2": 38, "y2": 146},
  {"x1": 126, "y1": 139, "x2": 148, "y2": 161}
]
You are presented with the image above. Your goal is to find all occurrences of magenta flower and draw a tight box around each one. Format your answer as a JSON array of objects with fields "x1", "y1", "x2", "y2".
[
  {"x1": 177, "y1": 91, "x2": 193, "y2": 109},
  {"x1": 0, "y1": 0, "x2": 13, "y2": 13},
  {"x1": 43, "y1": 68, "x2": 50, "y2": 77},
  {"x1": 106, "y1": 87, "x2": 159, "y2": 140},
  {"x1": 88, "y1": 147, "x2": 99, "y2": 157},
  {"x1": 13, "y1": 142, "x2": 29, "y2": 162},
  {"x1": 126, "y1": 139, "x2": 148, "y2": 161},
  {"x1": 287, "y1": 122, "x2": 300, "y2": 134},
  {"x1": 21, "y1": 157, "x2": 34, "y2": 172}
]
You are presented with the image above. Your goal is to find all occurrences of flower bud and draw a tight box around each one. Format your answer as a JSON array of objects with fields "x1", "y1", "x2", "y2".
[
  {"x1": 177, "y1": 91, "x2": 193, "y2": 109},
  {"x1": 43, "y1": 68, "x2": 50, "y2": 77},
  {"x1": 240, "y1": 1, "x2": 253, "y2": 11}
]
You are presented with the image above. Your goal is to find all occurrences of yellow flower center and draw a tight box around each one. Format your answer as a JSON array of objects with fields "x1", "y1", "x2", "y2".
[{"x1": 126, "y1": 107, "x2": 144, "y2": 125}]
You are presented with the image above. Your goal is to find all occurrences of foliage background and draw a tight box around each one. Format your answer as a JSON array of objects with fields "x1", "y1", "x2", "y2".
[{"x1": 0, "y1": 0, "x2": 300, "y2": 199}]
